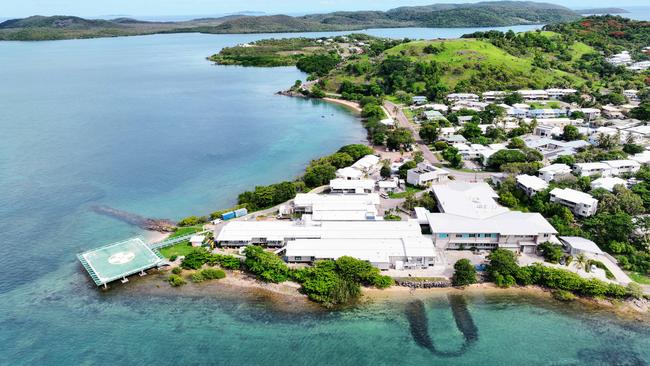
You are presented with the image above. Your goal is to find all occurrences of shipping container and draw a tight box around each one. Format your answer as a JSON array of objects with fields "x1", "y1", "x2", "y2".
[
  {"x1": 234, "y1": 208, "x2": 248, "y2": 218},
  {"x1": 221, "y1": 211, "x2": 236, "y2": 220}
]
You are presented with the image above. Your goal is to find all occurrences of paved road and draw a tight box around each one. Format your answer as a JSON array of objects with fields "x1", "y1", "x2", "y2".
[{"x1": 384, "y1": 100, "x2": 494, "y2": 183}]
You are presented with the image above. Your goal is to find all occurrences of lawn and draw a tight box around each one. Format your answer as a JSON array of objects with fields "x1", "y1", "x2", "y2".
[
  {"x1": 159, "y1": 241, "x2": 196, "y2": 259},
  {"x1": 169, "y1": 226, "x2": 203, "y2": 239},
  {"x1": 389, "y1": 185, "x2": 423, "y2": 199},
  {"x1": 629, "y1": 272, "x2": 650, "y2": 285}
]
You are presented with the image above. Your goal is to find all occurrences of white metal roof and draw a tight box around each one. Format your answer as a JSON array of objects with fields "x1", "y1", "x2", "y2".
[
  {"x1": 559, "y1": 236, "x2": 603, "y2": 254},
  {"x1": 550, "y1": 188, "x2": 597, "y2": 205},
  {"x1": 432, "y1": 182, "x2": 508, "y2": 219},
  {"x1": 216, "y1": 219, "x2": 423, "y2": 242},
  {"x1": 591, "y1": 177, "x2": 627, "y2": 192},
  {"x1": 539, "y1": 164, "x2": 571, "y2": 173},
  {"x1": 352, "y1": 155, "x2": 380, "y2": 171},
  {"x1": 516, "y1": 175, "x2": 549, "y2": 191},
  {"x1": 294, "y1": 193, "x2": 380, "y2": 208},
  {"x1": 426, "y1": 211, "x2": 557, "y2": 235},
  {"x1": 336, "y1": 167, "x2": 363, "y2": 179},
  {"x1": 285, "y1": 236, "x2": 435, "y2": 263},
  {"x1": 329, "y1": 179, "x2": 375, "y2": 190},
  {"x1": 603, "y1": 159, "x2": 641, "y2": 168}
]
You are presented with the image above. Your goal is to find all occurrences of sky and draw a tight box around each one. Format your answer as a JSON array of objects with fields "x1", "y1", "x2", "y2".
[{"x1": 1, "y1": 0, "x2": 648, "y2": 18}]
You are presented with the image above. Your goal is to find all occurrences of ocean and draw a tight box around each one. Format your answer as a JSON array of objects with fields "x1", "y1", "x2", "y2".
[{"x1": 1, "y1": 26, "x2": 649, "y2": 365}]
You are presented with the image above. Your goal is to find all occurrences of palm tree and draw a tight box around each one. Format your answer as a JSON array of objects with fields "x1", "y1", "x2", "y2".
[{"x1": 576, "y1": 253, "x2": 587, "y2": 270}]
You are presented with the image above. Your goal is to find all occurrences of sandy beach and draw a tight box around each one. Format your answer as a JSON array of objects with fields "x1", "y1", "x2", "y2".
[{"x1": 323, "y1": 97, "x2": 362, "y2": 113}]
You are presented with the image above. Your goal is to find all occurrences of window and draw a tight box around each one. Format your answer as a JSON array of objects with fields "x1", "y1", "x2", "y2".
[
  {"x1": 462, "y1": 234, "x2": 470, "y2": 238},
  {"x1": 455, "y1": 234, "x2": 463, "y2": 238},
  {"x1": 469, "y1": 234, "x2": 476, "y2": 238},
  {"x1": 295, "y1": 256, "x2": 302, "y2": 261},
  {"x1": 438, "y1": 233, "x2": 448, "y2": 239}
]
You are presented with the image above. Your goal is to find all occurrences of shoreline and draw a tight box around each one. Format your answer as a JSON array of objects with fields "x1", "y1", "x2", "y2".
[
  {"x1": 322, "y1": 97, "x2": 362, "y2": 113},
  {"x1": 132, "y1": 267, "x2": 650, "y2": 319}
]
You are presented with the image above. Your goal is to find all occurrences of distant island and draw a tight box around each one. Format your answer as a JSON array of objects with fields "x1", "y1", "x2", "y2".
[
  {"x1": 576, "y1": 8, "x2": 630, "y2": 15},
  {"x1": 0, "y1": 1, "x2": 581, "y2": 41}
]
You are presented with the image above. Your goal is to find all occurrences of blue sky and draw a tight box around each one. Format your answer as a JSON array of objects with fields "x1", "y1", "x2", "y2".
[{"x1": 2, "y1": 0, "x2": 647, "y2": 18}]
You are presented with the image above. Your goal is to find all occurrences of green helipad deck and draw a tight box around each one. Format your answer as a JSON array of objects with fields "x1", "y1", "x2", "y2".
[{"x1": 77, "y1": 238, "x2": 163, "y2": 287}]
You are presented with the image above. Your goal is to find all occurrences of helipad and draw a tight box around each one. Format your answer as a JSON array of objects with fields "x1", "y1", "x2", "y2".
[{"x1": 77, "y1": 238, "x2": 163, "y2": 287}]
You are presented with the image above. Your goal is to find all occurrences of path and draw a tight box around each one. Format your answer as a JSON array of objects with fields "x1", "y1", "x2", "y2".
[{"x1": 383, "y1": 100, "x2": 494, "y2": 183}]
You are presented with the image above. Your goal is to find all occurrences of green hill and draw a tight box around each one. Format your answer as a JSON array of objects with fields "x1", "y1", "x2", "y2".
[{"x1": 0, "y1": 2, "x2": 580, "y2": 41}]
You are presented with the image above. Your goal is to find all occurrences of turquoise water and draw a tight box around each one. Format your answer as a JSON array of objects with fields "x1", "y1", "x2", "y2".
[{"x1": 1, "y1": 28, "x2": 650, "y2": 365}]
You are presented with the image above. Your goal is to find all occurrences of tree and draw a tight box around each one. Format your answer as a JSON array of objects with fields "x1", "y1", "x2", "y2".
[
  {"x1": 487, "y1": 149, "x2": 527, "y2": 171},
  {"x1": 243, "y1": 246, "x2": 289, "y2": 283},
  {"x1": 303, "y1": 163, "x2": 336, "y2": 188},
  {"x1": 452, "y1": 259, "x2": 477, "y2": 286},
  {"x1": 486, "y1": 249, "x2": 519, "y2": 288},
  {"x1": 419, "y1": 121, "x2": 440, "y2": 144},
  {"x1": 623, "y1": 143, "x2": 644, "y2": 155},
  {"x1": 507, "y1": 137, "x2": 525, "y2": 149},
  {"x1": 380, "y1": 163, "x2": 392, "y2": 178},
  {"x1": 338, "y1": 144, "x2": 374, "y2": 161},
  {"x1": 460, "y1": 122, "x2": 482, "y2": 140},
  {"x1": 630, "y1": 102, "x2": 650, "y2": 121},
  {"x1": 398, "y1": 160, "x2": 417, "y2": 180},
  {"x1": 325, "y1": 152, "x2": 354, "y2": 169},
  {"x1": 504, "y1": 92, "x2": 523, "y2": 105},
  {"x1": 561, "y1": 125, "x2": 581, "y2": 141},
  {"x1": 479, "y1": 104, "x2": 506, "y2": 125},
  {"x1": 386, "y1": 128, "x2": 414, "y2": 150},
  {"x1": 538, "y1": 242, "x2": 564, "y2": 264},
  {"x1": 442, "y1": 146, "x2": 463, "y2": 168},
  {"x1": 554, "y1": 155, "x2": 575, "y2": 166},
  {"x1": 413, "y1": 151, "x2": 424, "y2": 163}
]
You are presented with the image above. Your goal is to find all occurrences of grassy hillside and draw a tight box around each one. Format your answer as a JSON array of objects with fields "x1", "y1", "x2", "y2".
[{"x1": 323, "y1": 34, "x2": 593, "y2": 95}]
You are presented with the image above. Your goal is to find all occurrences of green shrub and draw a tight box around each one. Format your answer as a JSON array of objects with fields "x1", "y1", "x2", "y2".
[
  {"x1": 171, "y1": 267, "x2": 182, "y2": 275},
  {"x1": 191, "y1": 272, "x2": 205, "y2": 283},
  {"x1": 169, "y1": 255, "x2": 178, "y2": 262},
  {"x1": 552, "y1": 289, "x2": 576, "y2": 302},
  {"x1": 168, "y1": 274, "x2": 186, "y2": 287},
  {"x1": 215, "y1": 255, "x2": 241, "y2": 270},
  {"x1": 200, "y1": 268, "x2": 226, "y2": 280},
  {"x1": 244, "y1": 246, "x2": 289, "y2": 283}
]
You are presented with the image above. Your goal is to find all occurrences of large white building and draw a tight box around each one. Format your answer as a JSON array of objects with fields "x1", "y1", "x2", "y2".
[
  {"x1": 293, "y1": 193, "x2": 380, "y2": 214},
  {"x1": 420, "y1": 182, "x2": 557, "y2": 253},
  {"x1": 285, "y1": 236, "x2": 436, "y2": 270},
  {"x1": 432, "y1": 183, "x2": 509, "y2": 219},
  {"x1": 217, "y1": 219, "x2": 437, "y2": 270},
  {"x1": 406, "y1": 163, "x2": 449, "y2": 187},
  {"x1": 550, "y1": 188, "x2": 598, "y2": 217}
]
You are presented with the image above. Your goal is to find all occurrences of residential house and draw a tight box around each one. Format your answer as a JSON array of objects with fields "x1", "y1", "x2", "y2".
[
  {"x1": 412, "y1": 96, "x2": 427, "y2": 105},
  {"x1": 550, "y1": 188, "x2": 598, "y2": 217},
  {"x1": 591, "y1": 177, "x2": 628, "y2": 192},
  {"x1": 539, "y1": 164, "x2": 572, "y2": 182},
  {"x1": 516, "y1": 175, "x2": 549, "y2": 196},
  {"x1": 518, "y1": 90, "x2": 549, "y2": 101},
  {"x1": 573, "y1": 162, "x2": 613, "y2": 177},
  {"x1": 329, "y1": 179, "x2": 375, "y2": 194},
  {"x1": 446, "y1": 93, "x2": 480, "y2": 102},
  {"x1": 406, "y1": 163, "x2": 449, "y2": 187}
]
